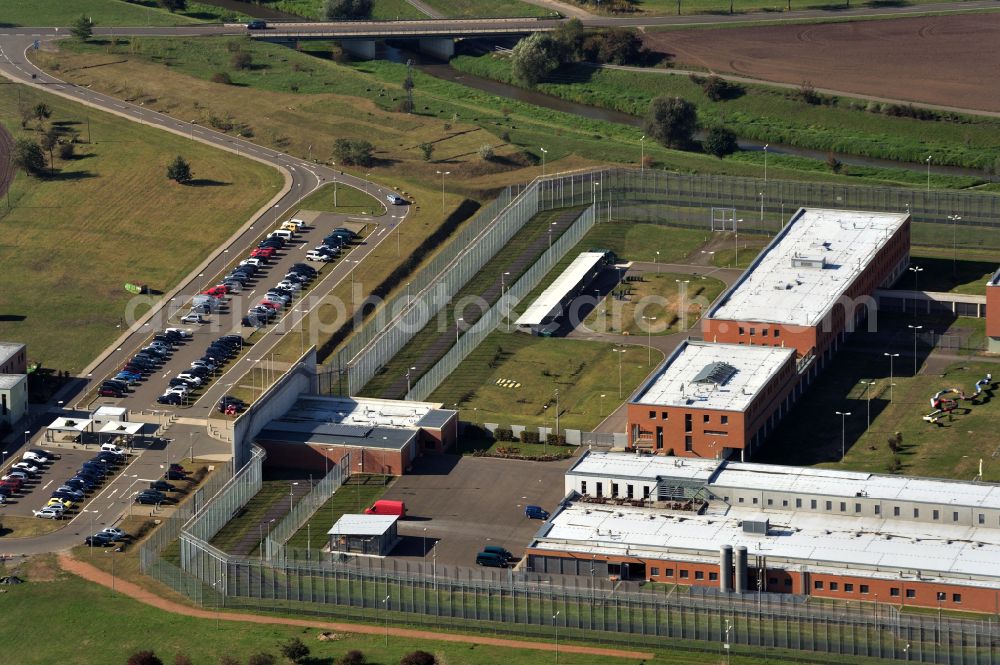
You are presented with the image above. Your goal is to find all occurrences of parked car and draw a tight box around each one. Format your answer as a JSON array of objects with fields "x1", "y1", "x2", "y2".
[
  {"x1": 181, "y1": 312, "x2": 208, "y2": 324},
  {"x1": 22, "y1": 451, "x2": 50, "y2": 464},
  {"x1": 525, "y1": 505, "x2": 549, "y2": 520},
  {"x1": 157, "y1": 392, "x2": 183, "y2": 405},
  {"x1": 85, "y1": 533, "x2": 117, "y2": 547},
  {"x1": 165, "y1": 469, "x2": 187, "y2": 481},
  {"x1": 135, "y1": 490, "x2": 166, "y2": 505},
  {"x1": 306, "y1": 251, "x2": 334, "y2": 262},
  {"x1": 175, "y1": 373, "x2": 204, "y2": 387},
  {"x1": 100, "y1": 443, "x2": 127, "y2": 456},
  {"x1": 149, "y1": 480, "x2": 176, "y2": 493},
  {"x1": 54, "y1": 486, "x2": 85, "y2": 500},
  {"x1": 475, "y1": 552, "x2": 507, "y2": 568},
  {"x1": 33, "y1": 507, "x2": 63, "y2": 519},
  {"x1": 164, "y1": 327, "x2": 193, "y2": 339},
  {"x1": 28, "y1": 448, "x2": 59, "y2": 461},
  {"x1": 12, "y1": 462, "x2": 40, "y2": 475}
]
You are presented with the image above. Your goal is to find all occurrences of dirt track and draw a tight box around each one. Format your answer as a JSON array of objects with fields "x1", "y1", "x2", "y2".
[
  {"x1": 0, "y1": 122, "x2": 13, "y2": 201},
  {"x1": 58, "y1": 553, "x2": 655, "y2": 661},
  {"x1": 644, "y1": 13, "x2": 1000, "y2": 113}
]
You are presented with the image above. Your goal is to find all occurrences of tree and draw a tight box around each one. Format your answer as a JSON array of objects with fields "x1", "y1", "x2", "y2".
[
  {"x1": 643, "y1": 96, "x2": 698, "y2": 149},
  {"x1": 510, "y1": 32, "x2": 560, "y2": 87},
  {"x1": 336, "y1": 651, "x2": 366, "y2": 665},
  {"x1": 12, "y1": 139, "x2": 47, "y2": 177},
  {"x1": 477, "y1": 143, "x2": 495, "y2": 161},
  {"x1": 399, "y1": 652, "x2": 436, "y2": 665},
  {"x1": 582, "y1": 28, "x2": 644, "y2": 65},
  {"x1": 59, "y1": 142, "x2": 76, "y2": 160},
  {"x1": 703, "y1": 126, "x2": 738, "y2": 158},
  {"x1": 71, "y1": 15, "x2": 93, "y2": 41},
  {"x1": 551, "y1": 18, "x2": 584, "y2": 60},
  {"x1": 332, "y1": 138, "x2": 375, "y2": 167},
  {"x1": 126, "y1": 652, "x2": 164, "y2": 665},
  {"x1": 40, "y1": 126, "x2": 60, "y2": 171},
  {"x1": 324, "y1": 0, "x2": 373, "y2": 20},
  {"x1": 33, "y1": 102, "x2": 52, "y2": 127},
  {"x1": 231, "y1": 51, "x2": 253, "y2": 70},
  {"x1": 247, "y1": 654, "x2": 276, "y2": 665},
  {"x1": 419, "y1": 142, "x2": 434, "y2": 161},
  {"x1": 159, "y1": 0, "x2": 188, "y2": 11},
  {"x1": 166, "y1": 155, "x2": 192, "y2": 184},
  {"x1": 279, "y1": 638, "x2": 310, "y2": 664}
]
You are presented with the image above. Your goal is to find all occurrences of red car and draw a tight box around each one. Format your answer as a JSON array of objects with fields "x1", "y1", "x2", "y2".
[
  {"x1": 202, "y1": 285, "x2": 229, "y2": 297},
  {"x1": 251, "y1": 247, "x2": 275, "y2": 259},
  {"x1": 258, "y1": 300, "x2": 282, "y2": 311},
  {"x1": 0, "y1": 480, "x2": 23, "y2": 491}
]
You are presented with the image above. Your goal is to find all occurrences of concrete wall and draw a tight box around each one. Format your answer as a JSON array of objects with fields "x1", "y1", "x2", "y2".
[
  {"x1": 256, "y1": 439, "x2": 411, "y2": 477},
  {"x1": 988, "y1": 281, "x2": 1000, "y2": 342}
]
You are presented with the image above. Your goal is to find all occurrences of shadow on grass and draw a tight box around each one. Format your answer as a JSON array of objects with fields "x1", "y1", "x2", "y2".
[
  {"x1": 186, "y1": 178, "x2": 230, "y2": 187},
  {"x1": 45, "y1": 170, "x2": 97, "y2": 182},
  {"x1": 0, "y1": 314, "x2": 26, "y2": 322}
]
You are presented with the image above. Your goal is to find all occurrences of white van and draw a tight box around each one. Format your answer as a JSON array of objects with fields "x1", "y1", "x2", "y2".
[
  {"x1": 269, "y1": 229, "x2": 293, "y2": 241},
  {"x1": 101, "y1": 443, "x2": 127, "y2": 455}
]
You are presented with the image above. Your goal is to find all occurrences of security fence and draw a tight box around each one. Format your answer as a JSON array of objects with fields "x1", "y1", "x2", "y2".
[
  {"x1": 263, "y1": 453, "x2": 351, "y2": 560},
  {"x1": 406, "y1": 204, "x2": 598, "y2": 401}
]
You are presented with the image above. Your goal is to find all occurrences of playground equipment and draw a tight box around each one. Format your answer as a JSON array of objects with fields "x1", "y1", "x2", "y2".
[{"x1": 923, "y1": 374, "x2": 993, "y2": 423}]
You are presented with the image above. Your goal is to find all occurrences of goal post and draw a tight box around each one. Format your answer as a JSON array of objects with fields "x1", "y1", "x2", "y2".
[{"x1": 711, "y1": 207, "x2": 736, "y2": 232}]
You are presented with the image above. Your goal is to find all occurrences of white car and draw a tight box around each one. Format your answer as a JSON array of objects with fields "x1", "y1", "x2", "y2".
[
  {"x1": 5, "y1": 471, "x2": 30, "y2": 481},
  {"x1": 167, "y1": 385, "x2": 191, "y2": 396},
  {"x1": 164, "y1": 327, "x2": 193, "y2": 339},
  {"x1": 275, "y1": 280, "x2": 302, "y2": 292},
  {"x1": 181, "y1": 312, "x2": 207, "y2": 324},
  {"x1": 286, "y1": 218, "x2": 307, "y2": 229},
  {"x1": 240, "y1": 258, "x2": 263, "y2": 268},
  {"x1": 100, "y1": 527, "x2": 126, "y2": 539},
  {"x1": 22, "y1": 451, "x2": 49, "y2": 464},
  {"x1": 306, "y1": 252, "x2": 333, "y2": 262},
  {"x1": 176, "y1": 373, "x2": 203, "y2": 386},
  {"x1": 12, "y1": 461, "x2": 40, "y2": 474},
  {"x1": 33, "y1": 507, "x2": 63, "y2": 519}
]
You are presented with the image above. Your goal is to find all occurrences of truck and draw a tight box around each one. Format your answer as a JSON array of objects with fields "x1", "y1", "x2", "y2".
[{"x1": 364, "y1": 500, "x2": 406, "y2": 517}]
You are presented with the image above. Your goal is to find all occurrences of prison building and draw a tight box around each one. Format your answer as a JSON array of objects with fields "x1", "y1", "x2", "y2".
[
  {"x1": 254, "y1": 396, "x2": 457, "y2": 476},
  {"x1": 525, "y1": 451, "x2": 1000, "y2": 613},
  {"x1": 515, "y1": 251, "x2": 612, "y2": 335},
  {"x1": 988, "y1": 267, "x2": 1000, "y2": 353},
  {"x1": 627, "y1": 341, "x2": 797, "y2": 460},
  {"x1": 703, "y1": 208, "x2": 910, "y2": 381}
]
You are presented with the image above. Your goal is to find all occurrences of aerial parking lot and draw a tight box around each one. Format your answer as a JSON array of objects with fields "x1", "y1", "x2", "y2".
[{"x1": 378, "y1": 454, "x2": 574, "y2": 568}]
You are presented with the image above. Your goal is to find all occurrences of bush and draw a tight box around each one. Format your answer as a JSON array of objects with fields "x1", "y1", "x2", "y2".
[
  {"x1": 166, "y1": 155, "x2": 192, "y2": 184},
  {"x1": 159, "y1": 0, "x2": 187, "y2": 11},
  {"x1": 546, "y1": 433, "x2": 567, "y2": 446},
  {"x1": 643, "y1": 96, "x2": 698, "y2": 149},
  {"x1": 795, "y1": 80, "x2": 822, "y2": 105},
  {"x1": 494, "y1": 427, "x2": 515, "y2": 442},
  {"x1": 580, "y1": 27, "x2": 644, "y2": 65},
  {"x1": 12, "y1": 139, "x2": 47, "y2": 177},
  {"x1": 336, "y1": 651, "x2": 366, "y2": 665},
  {"x1": 399, "y1": 652, "x2": 436, "y2": 665},
  {"x1": 826, "y1": 152, "x2": 842, "y2": 173},
  {"x1": 279, "y1": 638, "x2": 310, "y2": 663},
  {"x1": 247, "y1": 654, "x2": 276, "y2": 665},
  {"x1": 511, "y1": 32, "x2": 560, "y2": 87},
  {"x1": 231, "y1": 51, "x2": 253, "y2": 70},
  {"x1": 71, "y1": 14, "x2": 93, "y2": 41},
  {"x1": 697, "y1": 75, "x2": 744, "y2": 102},
  {"x1": 520, "y1": 430, "x2": 540, "y2": 444},
  {"x1": 332, "y1": 138, "x2": 375, "y2": 167},
  {"x1": 703, "y1": 126, "x2": 738, "y2": 158},
  {"x1": 419, "y1": 142, "x2": 434, "y2": 161},
  {"x1": 126, "y1": 652, "x2": 164, "y2": 665},
  {"x1": 477, "y1": 143, "x2": 495, "y2": 161},
  {"x1": 325, "y1": 0, "x2": 373, "y2": 19},
  {"x1": 211, "y1": 72, "x2": 233, "y2": 85}
]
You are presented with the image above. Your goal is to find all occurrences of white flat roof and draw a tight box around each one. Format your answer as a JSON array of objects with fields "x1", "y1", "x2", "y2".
[
  {"x1": 47, "y1": 417, "x2": 92, "y2": 432},
  {"x1": 632, "y1": 341, "x2": 794, "y2": 411},
  {"x1": 709, "y1": 208, "x2": 909, "y2": 326},
  {"x1": 0, "y1": 374, "x2": 25, "y2": 390},
  {"x1": 534, "y1": 503, "x2": 1000, "y2": 586},
  {"x1": 283, "y1": 395, "x2": 443, "y2": 430},
  {"x1": 98, "y1": 421, "x2": 144, "y2": 435},
  {"x1": 94, "y1": 406, "x2": 128, "y2": 418},
  {"x1": 0, "y1": 342, "x2": 24, "y2": 364},
  {"x1": 569, "y1": 452, "x2": 1000, "y2": 511},
  {"x1": 516, "y1": 252, "x2": 606, "y2": 326},
  {"x1": 328, "y1": 514, "x2": 398, "y2": 536}
]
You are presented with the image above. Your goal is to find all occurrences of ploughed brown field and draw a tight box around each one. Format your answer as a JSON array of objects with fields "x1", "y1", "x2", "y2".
[{"x1": 644, "y1": 13, "x2": 1000, "y2": 113}]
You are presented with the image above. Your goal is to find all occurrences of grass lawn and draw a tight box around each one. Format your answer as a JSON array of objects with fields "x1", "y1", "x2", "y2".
[
  {"x1": 761, "y1": 334, "x2": 1000, "y2": 480},
  {"x1": 210, "y1": 479, "x2": 308, "y2": 554},
  {"x1": 584, "y1": 271, "x2": 726, "y2": 335},
  {"x1": 285, "y1": 474, "x2": 393, "y2": 551},
  {"x1": 430, "y1": 330, "x2": 661, "y2": 430},
  {"x1": 0, "y1": 0, "x2": 243, "y2": 25},
  {"x1": 295, "y1": 181, "x2": 386, "y2": 217},
  {"x1": 0, "y1": 83, "x2": 282, "y2": 372},
  {"x1": 575, "y1": 222, "x2": 707, "y2": 263},
  {"x1": 450, "y1": 53, "x2": 1000, "y2": 173},
  {"x1": 359, "y1": 206, "x2": 583, "y2": 398},
  {"x1": 0, "y1": 516, "x2": 64, "y2": 538}
]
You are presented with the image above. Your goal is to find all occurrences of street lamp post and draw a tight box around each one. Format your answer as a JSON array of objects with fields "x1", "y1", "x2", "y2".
[
  {"x1": 861, "y1": 380, "x2": 876, "y2": 432},
  {"x1": 655, "y1": 250, "x2": 660, "y2": 273},
  {"x1": 289, "y1": 481, "x2": 298, "y2": 513},
  {"x1": 540, "y1": 147, "x2": 548, "y2": 177},
  {"x1": 908, "y1": 265, "x2": 923, "y2": 319},
  {"x1": 553, "y1": 611, "x2": 561, "y2": 665},
  {"x1": 908, "y1": 325, "x2": 923, "y2": 376},
  {"x1": 763, "y1": 143, "x2": 769, "y2": 184},
  {"x1": 435, "y1": 170, "x2": 450, "y2": 212},
  {"x1": 643, "y1": 316, "x2": 657, "y2": 366},
  {"x1": 600, "y1": 393, "x2": 606, "y2": 418},
  {"x1": 884, "y1": 353, "x2": 899, "y2": 401},
  {"x1": 835, "y1": 411, "x2": 852, "y2": 461},
  {"x1": 405, "y1": 366, "x2": 417, "y2": 394},
  {"x1": 926, "y1": 155, "x2": 932, "y2": 191},
  {"x1": 501, "y1": 271, "x2": 512, "y2": 333},
  {"x1": 383, "y1": 594, "x2": 391, "y2": 646},
  {"x1": 735, "y1": 219, "x2": 743, "y2": 266},
  {"x1": 947, "y1": 214, "x2": 961, "y2": 275},
  {"x1": 548, "y1": 221, "x2": 557, "y2": 249},
  {"x1": 456, "y1": 317, "x2": 463, "y2": 345},
  {"x1": 554, "y1": 389, "x2": 560, "y2": 437},
  {"x1": 640, "y1": 135, "x2": 646, "y2": 171},
  {"x1": 612, "y1": 347, "x2": 626, "y2": 399}
]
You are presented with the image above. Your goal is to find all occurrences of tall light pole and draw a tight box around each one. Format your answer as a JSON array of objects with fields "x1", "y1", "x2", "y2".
[
  {"x1": 640, "y1": 135, "x2": 646, "y2": 171},
  {"x1": 553, "y1": 610, "x2": 561, "y2": 665},
  {"x1": 405, "y1": 366, "x2": 416, "y2": 394},
  {"x1": 734, "y1": 219, "x2": 743, "y2": 267},
  {"x1": 643, "y1": 316, "x2": 657, "y2": 366},
  {"x1": 548, "y1": 221, "x2": 558, "y2": 249},
  {"x1": 925, "y1": 155, "x2": 932, "y2": 191},
  {"x1": 600, "y1": 393, "x2": 606, "y2": 418},
  {"x1": 501, "y1": 271, "x2": 512, "y2": 333},
  {"x1": 540, "y1": 147, "x2": 548, "y2": 177},
  {"x1": 835, "y1": 411, "x2": 852, "y2": 461},
  {"x1": 383, "y1": 594, "x2": 391, "y2": 646},
  {"x1": 655, "y1": 250, "x2": 660, "y2": 273},
  {"x1": 947, "y1": 214, "x2": 961, "y2": 275},
  {"x1": 884, "y1": 353, "x2": 899, "y2": 402},
  {"x1": 861, "y1": 380, "x2": 876, "y2": 432},
  {"x1": 331, "y1": 161, "x2": 338, "y2": 207},
  {"x1": 612, "y1": 347, "x2": 626, "y2": 399},
  {"x1": 763, "y1": 143, "x2": 769, "y2": 184},
  {"x1": 675, "y1": 279, "x2": 689, "y2": 330},
  {"x1": 908, "y1": 325, "x2": 923, "y2": 376},
  {"x1": 908, "y1": 265, "x2": 923, "y2": 319},
  {"x1": 289, "y1": 481, "x2": 298, "y2": 513},
  {"x1": 554, "y1": 388, "x2": 560, "y2": 437},
  {"x1": 456, "y1": 317, "x2": 463, "y2": 345},
  {"x1": 435, "y1": 170, "x2": 450, "y2": 213}
]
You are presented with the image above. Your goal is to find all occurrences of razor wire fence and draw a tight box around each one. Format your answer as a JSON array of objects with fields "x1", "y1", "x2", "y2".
[{"x1": 405, "y1": 204, "x2": 598, "y2": 401}]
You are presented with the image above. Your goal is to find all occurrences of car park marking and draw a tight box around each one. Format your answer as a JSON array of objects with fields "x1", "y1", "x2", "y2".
[{"x1": 41, "y1": 480, "x2": 52, "y2": 490}]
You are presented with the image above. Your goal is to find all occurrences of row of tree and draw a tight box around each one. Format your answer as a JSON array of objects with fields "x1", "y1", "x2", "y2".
[
  {"x1": 511, "y1": 20, "x2": 648, "y2": 87},
  {"x1": 643, "y1": 96, "x2": 738, "y2": 158},
  {"x1": 125, "y1": 646, "x2": 439, "y2": 665}
]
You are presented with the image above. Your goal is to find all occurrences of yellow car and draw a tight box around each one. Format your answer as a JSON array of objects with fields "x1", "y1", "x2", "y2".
[{"x1": 47, "y1": 498, "x2": 74, "y2": 510}]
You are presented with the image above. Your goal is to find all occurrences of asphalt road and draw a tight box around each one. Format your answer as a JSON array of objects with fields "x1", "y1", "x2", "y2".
[{"x1": 0, "y1": 31, "x2": 410, "y2": 415}]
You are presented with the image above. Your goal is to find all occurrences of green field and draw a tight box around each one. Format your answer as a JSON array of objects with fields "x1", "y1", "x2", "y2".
[
  {"x1": 450, "y1": 54, "x2": 1000, "y2": 173},
  {"x1": 579, "y1": 0, "x2": 986, "y2": 16},
  {"x1": 430, "y1": 330, "x2": 660, "y2": 430},
  {"x1": 0, "y1": 0, "x2": 243, "y2": 25},
  {"x1": 210, "y1": 479, "x2": 308, "y2": 554},
  {"x1": 295, "y1": 181, "x2": 387, "y2": 217},
  {"x1": 360, "y1": 206, "x2": 582, "y2": 397},
  {"x1": 0, "y1": 83, "x2": 282, "y2": 372},
  {"x1": 286, "y1": 474, "x2": 392, "y2": 551},
  {"x1": 585, "y1": 271, "x2": 726, "y2": 335},
  {"x1": 761, "y1": 327, "x2": 1000, "y2": 480}
]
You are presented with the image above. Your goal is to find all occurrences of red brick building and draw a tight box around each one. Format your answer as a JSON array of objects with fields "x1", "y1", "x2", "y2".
[
  {"x1": 527, "y1": 452, "x2": 1000, "y2": 613},
  {"x1": 703, "y1": 208, "x2": 911, "y2": 378},
  {"x1": 627, "y1": 341, "x2": 797, "y2": 460},
  {"x1": 988, "y1": 268, "x2": 1000, "y2": 353}
]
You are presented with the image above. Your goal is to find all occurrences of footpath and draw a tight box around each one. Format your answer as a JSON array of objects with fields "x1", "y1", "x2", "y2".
[{"x1": 58, "y1": 553, "x2": 655, "y2": 661}]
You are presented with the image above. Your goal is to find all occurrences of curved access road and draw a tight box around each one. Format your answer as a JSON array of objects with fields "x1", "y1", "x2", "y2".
[{"x1": 0, "y1": 30, "x2": 409, "y2": 413}]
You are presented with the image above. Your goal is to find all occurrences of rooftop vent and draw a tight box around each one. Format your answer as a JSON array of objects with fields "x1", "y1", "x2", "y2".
[
  {"x1": 743, "y1": 518, "x2": 769, "y2": 535},
  {"x1": 791, "y1": 253, "x2": 826, "y2": 269},
  {"x1": 692, "y1": 362, "x2": 738, "y2": 386}
]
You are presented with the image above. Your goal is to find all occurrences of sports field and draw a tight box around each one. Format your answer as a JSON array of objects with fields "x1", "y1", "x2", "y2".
[
  {"x1": 0, "y1": 83, "x2": 282, "y2": 372},
  {"x1": 645, "y1": 13, "x2": 1000, "y2": 113}
]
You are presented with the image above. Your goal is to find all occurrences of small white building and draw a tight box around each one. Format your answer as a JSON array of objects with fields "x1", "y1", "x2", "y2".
[
  {"x1": 327, "y1": 514, "x2": 399, "y2": 556},
  {"x1": 0, "y1": 374, "x2": 27, "y2": 428}
]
